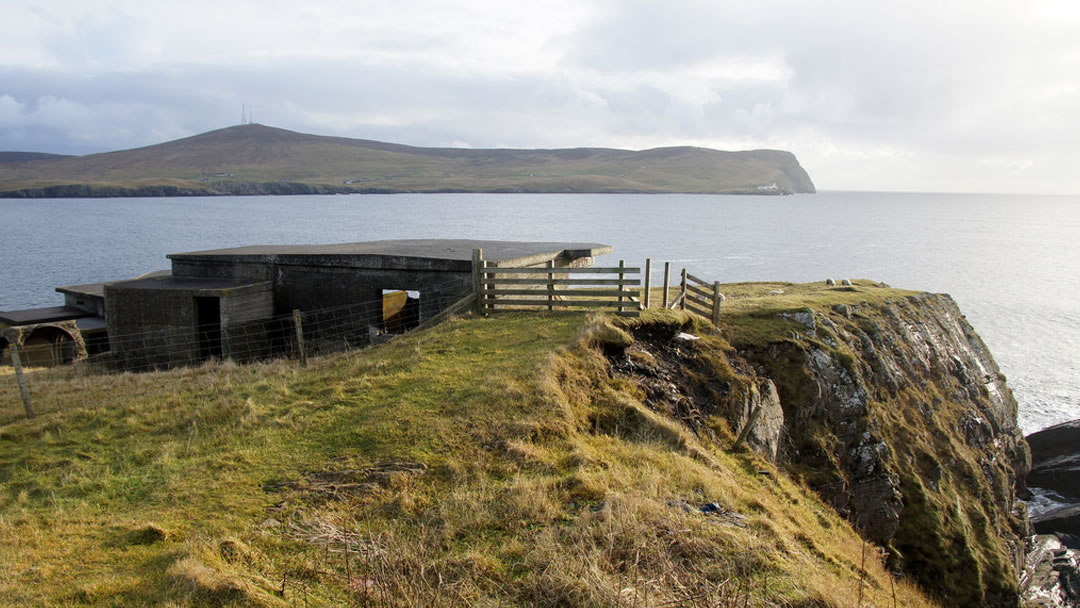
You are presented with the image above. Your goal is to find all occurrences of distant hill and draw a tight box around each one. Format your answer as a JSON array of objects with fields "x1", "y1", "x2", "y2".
[
  {"x1": 0, "y1": 152, "x2": 72, "y2": 164},
  {"x1": 0, "y1": 124, "x2": 816, "y2": 197}
]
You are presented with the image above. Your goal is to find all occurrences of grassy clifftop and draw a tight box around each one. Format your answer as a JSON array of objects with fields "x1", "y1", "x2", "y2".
[
  {"x1": 0, "y1": 124, "x2": 816, "y2": 197},
  {"x1": 0, "y1": 304, "x2": 934, "y2": 606}
]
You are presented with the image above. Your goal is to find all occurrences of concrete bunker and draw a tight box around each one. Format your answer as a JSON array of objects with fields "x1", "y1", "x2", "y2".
[
  {"x1": 3, "y1": 240, "x2": 613, "y2": 371},
  {"x1": 104, "y1": 277, "x2": 274, "y2": 370}
]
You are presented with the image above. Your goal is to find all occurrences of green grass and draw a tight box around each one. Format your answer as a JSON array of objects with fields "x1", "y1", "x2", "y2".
[{"x1": 0, "y1": 307, "x2": 938, "y2": 606}]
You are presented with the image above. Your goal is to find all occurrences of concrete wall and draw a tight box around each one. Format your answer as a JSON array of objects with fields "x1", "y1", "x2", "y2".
[
  {"x1": 274, "y1": 266, "x2": 473, "y2": 351},
  {"x1": 105, "y1": 282, "x2": 274, "y2": 369},
  {"x1": 170, "y1": 259, "x2": 473, "y2": 348},
  {"x1": 63, "y1": 293, "x2": 106, "y2": 317}
]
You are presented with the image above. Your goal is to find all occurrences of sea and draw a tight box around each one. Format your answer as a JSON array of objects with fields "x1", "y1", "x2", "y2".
[{"x1": 1, "y1": 191, "x2": 1077, "y2": 435}]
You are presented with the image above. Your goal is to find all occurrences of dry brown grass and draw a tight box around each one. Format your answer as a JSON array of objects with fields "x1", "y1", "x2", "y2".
[{"x1": 0, "y1": 311, "x2": 938, "y2": 607}]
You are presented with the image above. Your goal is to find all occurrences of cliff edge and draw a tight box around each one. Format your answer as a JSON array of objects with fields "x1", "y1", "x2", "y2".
[
  {"x1": 0, "y1": 281, "x2": 1033, "y2": 606},
  {"x1": 598, "y1": 283, "x2": 1031, "y2": 606}
]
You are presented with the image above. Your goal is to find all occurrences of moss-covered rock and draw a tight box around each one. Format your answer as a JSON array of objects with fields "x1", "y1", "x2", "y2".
[{"x1": 724, "y1": 286, "x2": 1030, "y2": 607}]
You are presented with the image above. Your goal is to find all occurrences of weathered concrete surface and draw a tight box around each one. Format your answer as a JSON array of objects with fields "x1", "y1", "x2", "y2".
[
  {"x1": 168, "y1": 240, "x2": 613, "y2": 272},
  {"x1": 0, "y1": 306, "x2": 92, "y2": 325},
  {"x1": 105, "y1": 276, "x2": 273, "y2": 369},
  {"x1": 102, "y1": 240, "x2": 611, "y2": 369}
]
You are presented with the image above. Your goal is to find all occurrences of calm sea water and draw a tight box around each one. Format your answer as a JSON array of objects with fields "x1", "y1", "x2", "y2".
[{"x1": 2, "y1": 191, "x2": 1078, "y2": 433}]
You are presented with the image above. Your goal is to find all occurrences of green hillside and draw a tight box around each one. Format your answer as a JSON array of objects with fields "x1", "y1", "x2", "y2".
[
  {"x1": 0, "y1": 305, "x2": 933, "y2": 607},
  {"x1": 0, "y1": 124, "x2": 816, "y2": 197}
]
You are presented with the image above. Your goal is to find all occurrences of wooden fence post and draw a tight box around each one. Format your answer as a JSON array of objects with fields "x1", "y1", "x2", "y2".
[
  {"x1": 10, "y1": 344, "x2": 34, "y2": 419},
  {"x1": 472, "y1": 248, "x2": 484, "y2": 315},
  {"x1": 712, "y1": 281, "x2": 723, "y2": 326},
  {"x1": 643, "y1": 259, "x2": 651, "y2": 310},
  {"x1": 617, "y1": 260, "x2": 626, "y2": 313},
  {"x1": 680, "y1": 268, "x2": 687, "y2": 310},
  {"x1": 546, "y1": 260, "x2": 555, "y2": 311},
  {"x1": 292, "y1": 309, "x2": 307, "y2": 367},
  {"x1": 662, "y1": 262, "x2": 671, "y2": 308}
]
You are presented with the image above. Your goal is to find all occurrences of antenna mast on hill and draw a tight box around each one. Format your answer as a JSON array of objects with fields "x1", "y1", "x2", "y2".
[{"x1": 240, "y1": 104, "x2": 254, "y2": 125}]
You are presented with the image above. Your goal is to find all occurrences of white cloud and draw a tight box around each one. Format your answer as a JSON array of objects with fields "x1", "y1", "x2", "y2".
[{"x1": 1, "y1": 0, "x2": 1078, "y2": 193}]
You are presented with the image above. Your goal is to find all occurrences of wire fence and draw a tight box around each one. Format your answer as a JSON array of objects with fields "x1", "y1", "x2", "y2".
[
  {"x1": 2, "y1": 278, "x2": 476, "y2": 419},
  {"x1": 2, "y1": 258, "x2": 728, "y2": 421}
]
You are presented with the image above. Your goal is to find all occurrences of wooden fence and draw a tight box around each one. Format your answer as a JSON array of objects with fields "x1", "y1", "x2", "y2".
[
  {"x1": 667, "y1": 268, "x2": 725, "y2": 325},
  {"x1": 473, "y1": 249, "x2": 641, "y2": 317},
  {"x1": 469, "y1": 249, "x2": 726, "y2": 323}
]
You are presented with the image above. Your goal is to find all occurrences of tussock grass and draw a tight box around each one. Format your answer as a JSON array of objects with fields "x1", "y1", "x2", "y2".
[{"x1": 0, "y1": 309, "x2": 936, "y2": 606}]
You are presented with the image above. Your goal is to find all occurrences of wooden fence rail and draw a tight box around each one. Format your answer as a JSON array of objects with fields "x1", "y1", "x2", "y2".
[
  {"x1": 473, "y1": 248, "x2": 641, "y2": 317},
  {"x1": 667, "y1": 264, "x2": 724, "y2": 325},
  {"x1": 469, "y1": 250, "x2": 724, "y2": 323}
]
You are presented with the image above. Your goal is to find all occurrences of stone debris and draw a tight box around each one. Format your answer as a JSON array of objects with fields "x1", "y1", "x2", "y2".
[
  {"x1": 1021, "y1": 534, "x2": 1080, "y2": 607},
  {"x1": 666, "y1": 499, "x2": 748, "y2": 527},
  {"x1": 779, "y1": 309, "x2": 816, "y2": 331}
]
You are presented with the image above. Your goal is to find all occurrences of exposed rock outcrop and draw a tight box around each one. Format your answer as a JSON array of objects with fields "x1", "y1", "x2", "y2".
[
  {"x1": 734, "y1": 293, "x2": 1030, "y2": 607},
  {"x1": 599, "y1": 290, "x2": 1031, "y2": 607},
  {"x1": 1025, "y1": 419, "x2": 1080, "y2": 606},
  {"x1": 1029, "y1": 421, "x2": 1080, "y2": 504},
  {"x1": 1022, "y1": 534, "x2": 1080, "y2": 607}
]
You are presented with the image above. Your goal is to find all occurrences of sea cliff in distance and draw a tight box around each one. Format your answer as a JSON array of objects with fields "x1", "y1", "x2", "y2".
[{"x1": 0, "y1": 124, "x2": 816, "y2": 198}]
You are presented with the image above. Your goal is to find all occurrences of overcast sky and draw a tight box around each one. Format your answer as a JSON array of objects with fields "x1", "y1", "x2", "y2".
[{"x1": 2, "y1": 0, "x2": 1078, "y2": 193}]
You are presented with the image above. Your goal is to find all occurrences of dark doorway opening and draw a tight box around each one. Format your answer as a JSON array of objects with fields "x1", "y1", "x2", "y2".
[
  {"x1": 382, "y1": 289, "x2": 421, "y2": 334},
  {"x1": 0, "y1": 336, "x2": 8, "y2": 366},
  {"x1": 195, "y1": 296, "x2": 223, "y2": 359}
]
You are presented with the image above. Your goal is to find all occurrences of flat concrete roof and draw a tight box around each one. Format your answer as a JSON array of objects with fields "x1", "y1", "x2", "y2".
[
  {"x1": 0, "y1": 306, "x2": 93, "y2": 326},
  {"x1": 57, "y1": 271, "x2": 171, "y2": 299},
  {"x1": 56, "y1": 282, "x2": 106, "y2": 299},
  {"x1": 107, "y1": 276, "x2": 271, "y2": 293},
  {"x1": 168, "y1": 239, "x2": 612, "y2": 269}
]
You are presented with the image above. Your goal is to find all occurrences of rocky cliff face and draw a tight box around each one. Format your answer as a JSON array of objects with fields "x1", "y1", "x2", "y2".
[
  {"x1": 1023, "y1": 420, "x2": 1080, "y2": 606},
  {"x1": 605, "y1": 287, "x2": 1031, "y2": 607},
  {"x1": 737, "y1": 293, "x2": 1031, "y2": 607}
]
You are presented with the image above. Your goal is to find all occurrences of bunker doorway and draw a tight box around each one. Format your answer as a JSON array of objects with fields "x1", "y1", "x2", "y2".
[
  {"x1": 382, "y1": 289, "x2": 420, "y2": 334},
  {"x1": 195, "y1": 296, "x2": 223, "y2": 359},
  {"x1": 22, "y1": 326, "x2": 77, "y2": 367},
  {"x1": 0, "y1": 335, "x2": 8, "y2": 366}
]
